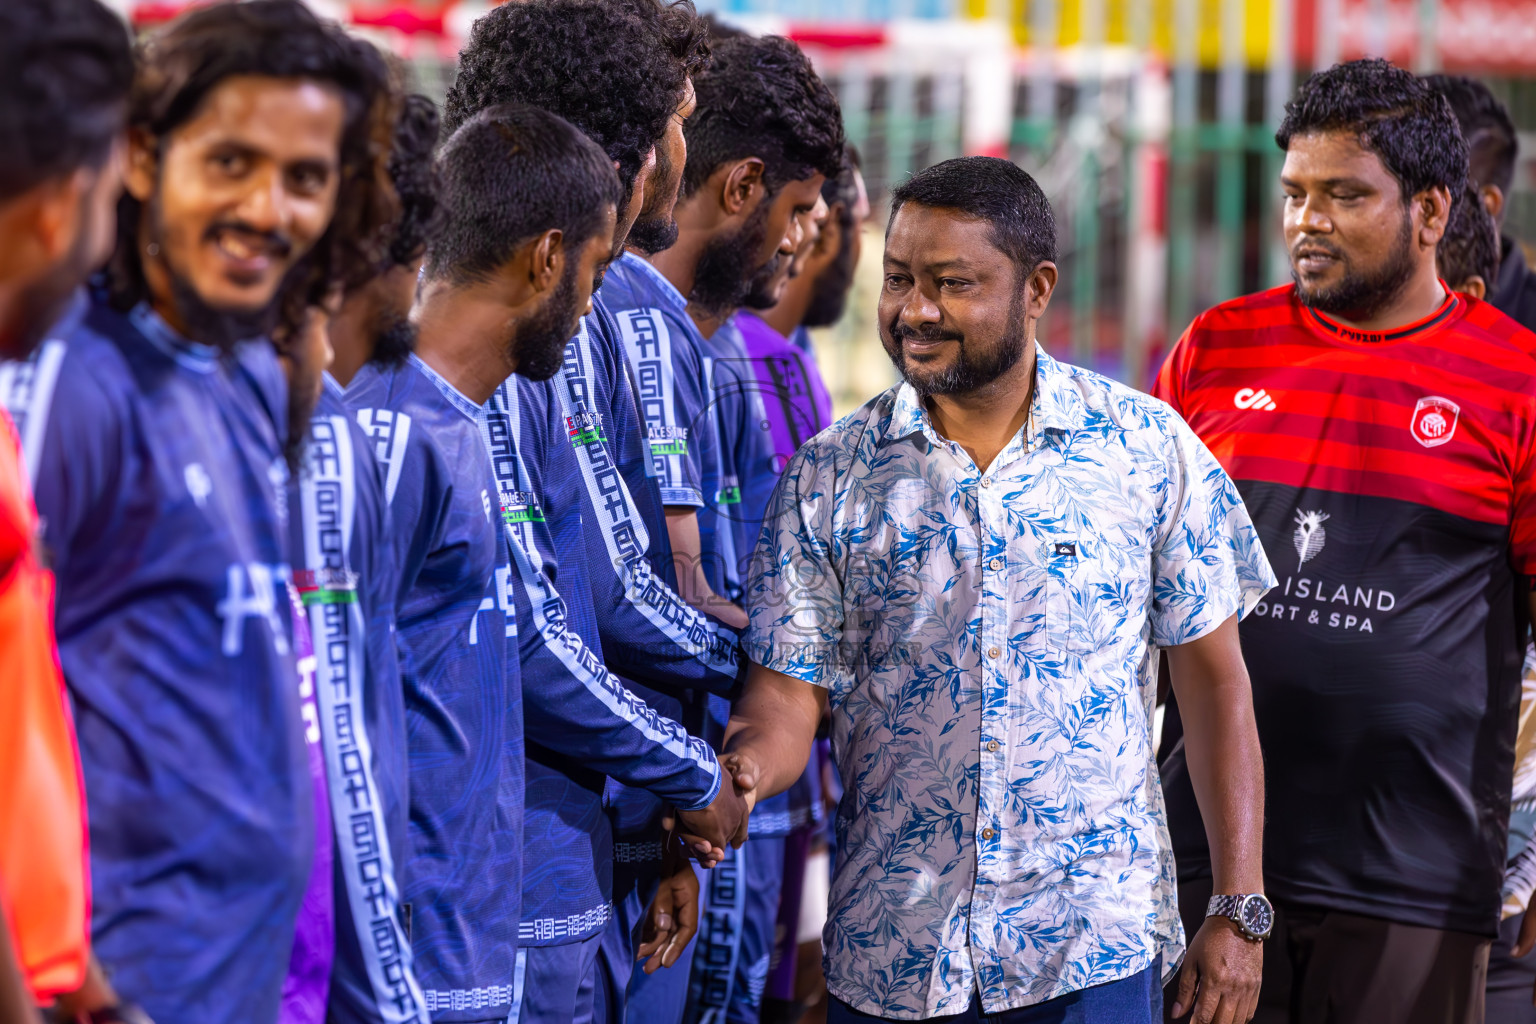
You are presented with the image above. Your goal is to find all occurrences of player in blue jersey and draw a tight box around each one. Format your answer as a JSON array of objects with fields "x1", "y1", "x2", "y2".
[
  {"x1": 2, "y1": 4, "x2": 397, "y2": 1022},
  {"x1": 445, "y1": 6, "x2": 754, "y2": 1020},
  {"x1": 345, "y1": 102, "x2": 614, "y2": 1023},
  {"x1": 636, "y1": 34, "x2": 844, "y2": 1024},
  {"x1": 427, "y1": 85, "x2": 747, "y2": 1023},
  {"x1": 280, "y1": 93, "x2": 444, "y2": 1024}
]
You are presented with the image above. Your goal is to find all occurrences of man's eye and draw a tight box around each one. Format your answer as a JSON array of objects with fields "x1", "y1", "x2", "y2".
[
  {"x1": 940, "y1": 279, "x2": 968, "y2": 289},
  {"x1": 289, "y1": 167, "x2": 327, "y2": 194},
  {"x1": 884, "y1": 275, "x2": 908, "y2": 290},
  {"x1": 212, "y1": 153, "x2": 248, "y2": 176}
]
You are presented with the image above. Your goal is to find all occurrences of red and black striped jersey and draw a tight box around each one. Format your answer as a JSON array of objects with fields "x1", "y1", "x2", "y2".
[{"x1": 1154, "y1": 283, "x2": 1536, "y2": 936}]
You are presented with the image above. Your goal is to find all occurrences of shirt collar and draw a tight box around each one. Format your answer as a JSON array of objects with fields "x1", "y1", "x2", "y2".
[
  {"x1": 129, "y1": 301, "x2": 220, "y2": 373},
  {"x1": 883, "y1": 343, "x2": 1076, "y2": 450},
  {"x1": 618, "y1": 250, "x2": 688, "y2": 314},
  {"x1": 408, "y1": 352, "x2": 485, "y2": 422}
]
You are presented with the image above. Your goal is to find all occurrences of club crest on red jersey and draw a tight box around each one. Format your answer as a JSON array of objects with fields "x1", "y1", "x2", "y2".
[{"x1": 1410, "y1": 396, "x2": 1459, "y2": 448}]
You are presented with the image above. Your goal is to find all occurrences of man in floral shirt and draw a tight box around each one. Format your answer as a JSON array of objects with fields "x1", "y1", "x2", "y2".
[{"x1": 723, "y1": 157, "x2": 1275, "y2": 1024}]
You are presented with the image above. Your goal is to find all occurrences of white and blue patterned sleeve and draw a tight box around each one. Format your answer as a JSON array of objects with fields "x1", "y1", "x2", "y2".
[
  {"x1": 1148, "y1": 410, "x2": 1276, "y2": 647},
  {"x1": 743, "y1": 441, "x2": 845, "y2": 688}
]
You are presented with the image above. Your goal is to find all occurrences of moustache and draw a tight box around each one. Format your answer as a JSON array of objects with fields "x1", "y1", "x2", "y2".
[
  {"x1": 204, "y1": 221, "x2": 293, "y2": 261},
  {"x1": 1291, "y1": 239, "x2": 1344, "y2": 262},
  {"x1": 891, "y1": 322, "x2": 964, "y2": 344}
]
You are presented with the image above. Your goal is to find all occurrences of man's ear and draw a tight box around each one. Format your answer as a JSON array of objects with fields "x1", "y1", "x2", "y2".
[
  {"x1": 529, "y1": 228, "x2": 565, "y2": 294},
  {"x1": 720, "y1": 158, "x2": 766, "y2": 218},
  {"x1": 1025, "y1": 260, "x2": 1059, "y2": 318},
  {"x1": 125, "y1": 128, "x2": 158, "y2": 203},
  {"x1": 1481, "y1": 182, "x2": 1506, "y2": 225},
  {"x1": 1417, "y1": 185, "x2": 1452, "y2": 249},
  {"x1": 1459, "y1": 275, "x2": 1488, "y2": 301}
]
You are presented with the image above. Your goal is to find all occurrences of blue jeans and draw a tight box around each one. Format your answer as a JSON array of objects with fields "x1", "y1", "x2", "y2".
[{"x1": 828, "y1": 960, "x2": 1163, "y2": 1024}]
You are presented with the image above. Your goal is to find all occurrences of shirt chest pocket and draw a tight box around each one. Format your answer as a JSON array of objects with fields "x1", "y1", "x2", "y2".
[{"x1": 1042, "y1": 535, "x2": 1094, "y2": 657}]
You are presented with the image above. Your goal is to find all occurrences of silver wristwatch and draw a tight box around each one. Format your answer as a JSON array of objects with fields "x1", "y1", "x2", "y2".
[{"x1": 1206, "y1": 892, "x2": 1274, "y2": 941}]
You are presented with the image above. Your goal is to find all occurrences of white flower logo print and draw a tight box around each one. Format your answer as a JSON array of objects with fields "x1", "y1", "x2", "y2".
[{"x1": 1293, "y1": 509, "x2": 1330, "y2": 567}]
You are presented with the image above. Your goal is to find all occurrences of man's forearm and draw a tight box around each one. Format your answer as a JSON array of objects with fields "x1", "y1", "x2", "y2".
[
  {"x1": 1167, "y1": 617, "x2": 1265, "y2": 894},
  {"x1": 664, "y1": 506, "x2": 749, "y2": 628},
  {"x1": 723, "y1": 663, "x2": 825, "y2": 800}
]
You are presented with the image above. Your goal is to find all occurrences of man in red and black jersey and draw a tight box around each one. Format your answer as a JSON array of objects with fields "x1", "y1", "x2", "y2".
[{"x1": 1156, "y1": 59, "x2": 1536, "y2": 1024}]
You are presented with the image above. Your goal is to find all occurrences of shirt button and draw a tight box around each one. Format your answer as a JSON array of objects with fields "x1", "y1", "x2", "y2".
[
  {"x1": 987, "y1": 739, "x2": 1000, "y2": 752},
  {"x1": 981, "y1": 477, "x2": 992, "y2": 488},
  {"x1": 989, "y1": 557, "x2": 1003, "y2": 571},
  {"x1": 987, "y1": 646, "x2": 1001, "y2": 659},
  {"x1": 981, "y1": 827, "x2": 995, "y2": 840}
]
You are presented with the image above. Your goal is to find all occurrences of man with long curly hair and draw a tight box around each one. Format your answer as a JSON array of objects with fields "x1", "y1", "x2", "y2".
[{"x1": 0, "y1": 3, "x2": 397, "y2": 1021}]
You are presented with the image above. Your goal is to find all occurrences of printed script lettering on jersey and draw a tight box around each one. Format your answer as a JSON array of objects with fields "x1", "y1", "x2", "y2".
[
  {"x1": 355, "y1": 408, "x2": 413, "y2": 505},
  {"x1": 1155, "y1": 284, "x2": 1536, "y2": 936},
  {"x1": 297, "y1": 412, "x2": 427, "y2": 1023},
  {"x1": 616, "y1": 308, "x2": 692, "y2": 490}
]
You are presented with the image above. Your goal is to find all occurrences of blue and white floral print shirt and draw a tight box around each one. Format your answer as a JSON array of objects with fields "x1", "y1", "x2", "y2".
[{"x1": 745, "y1": 345, "x2": 1274, "y2": 1019}]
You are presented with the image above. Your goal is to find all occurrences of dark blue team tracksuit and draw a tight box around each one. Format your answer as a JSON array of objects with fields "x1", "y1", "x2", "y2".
[
  {"x1": 564, "y1": 292, "x2": 748, "y2": 1023},
  {"x1": 484, "y1": 371, "x2": 724, "y2": 1024},
  {"x1": 290, "y1": 376, "x2": 428, "y2": 1023},
  {"x1": 349, "y1": 355, "x2": 521, "y2": 1023}
]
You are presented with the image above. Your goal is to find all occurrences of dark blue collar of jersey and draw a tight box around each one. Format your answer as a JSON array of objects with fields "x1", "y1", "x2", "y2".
[
  {"x1": 617, "y1": 250, "x2": 688, "y2": 314},
  {"x1": 129, "y1": 302, "x2": 222, "y2": 373},
  {"x1": 409, "y1": 352, "x2": 487, "y2": 422}
]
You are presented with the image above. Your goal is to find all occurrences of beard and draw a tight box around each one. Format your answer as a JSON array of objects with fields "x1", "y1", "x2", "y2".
[
  {"x1": 1292, "y1": 211, "x2": 1417, "y2": 321},
  {"x1": 802, "y1": 237, "x2": 857, "y2": 328},
  {"x1": 690, "y1": 195, "x2": 772, "y2": 316},
  {"x1": 145, "y1": 194, "x2": 285, "y2": 352},
  {"x1": 741, "y1": 252, "x2": 787, "y2": 311},
  {"x1": 625, "y1": 145, "x2": 683, "y2": 256},
  {"x1": 370, "y1": 308, "x2": 417, "y2": 367},
  {"x1": 883, "y1": 289, "x2": 1029, "y2": 398},
  {"x1": 510, "y1": 261, "x2": 581, "y2": 382}
]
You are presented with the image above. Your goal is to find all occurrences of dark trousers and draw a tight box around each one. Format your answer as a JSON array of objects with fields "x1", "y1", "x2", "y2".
[
  {"x1": 829, "y1": 961, "x2": 1162, "y2": 1024},
  {"x1": 1486, "y1": 913, "x2": 1536, "y2": 1023},
  {"x1": 1168, "y1": 876, "x2": 1489, "y2": 1024}
]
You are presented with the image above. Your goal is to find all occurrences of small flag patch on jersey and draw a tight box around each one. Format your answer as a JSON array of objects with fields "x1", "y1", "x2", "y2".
[
  {"x1": 293, "y1": 567, "x2": 359, "y2": 605},
  {"x1": 500, "y1": 489, "x2": 546, "y2": 524}
]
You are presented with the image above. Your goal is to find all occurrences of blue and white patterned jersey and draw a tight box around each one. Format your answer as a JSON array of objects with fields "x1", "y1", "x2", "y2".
[
  {"x1": 290, "y1": 378, "x2": 426, "y2": 1024},
  {"x1": 745, "y1": 346, "x2": 1275, "y2": 1019},
  {"x1": 348, "y1": 356, "x2": 521, "y2": 1023},
  {"x1": 604, "y1": 251, "x2": 708, "y2": 511},
  {"x1": 482, "y1": 375, "x2": 722, "y2": 947},
  {"x1": 561, "y1": 310, "x2": 742, "y2": 692},
  {"x1": 2, "y1": 294, "x2": 310, "y2": 1024}
]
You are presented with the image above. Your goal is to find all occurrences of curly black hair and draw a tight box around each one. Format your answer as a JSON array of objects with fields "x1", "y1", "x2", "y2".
[
  {"x1": 444, "y1": 0, "x2": 706, "y2": 202},
  {"x1": 1277, "y1": 58, "x2": 1468, "y2": 206},
  {"x1": 681, "y1": 34, "x2": 845, "y2": 198},
  {"x1": 385, "y1": 93, "x2": 442, "y2": 269},
  {"x1": 1438, "y1": 182, "x2": 1499, "y2": 290},
  {"x1": 108, "y1": 0, "x2": 400, "y2": 334},
  {"x1": 0, "y1": 0, "x2": 132, "y2": 202},
  {"x1": 1423, "y1": 73, "x2": 1518, "y2": 196}
]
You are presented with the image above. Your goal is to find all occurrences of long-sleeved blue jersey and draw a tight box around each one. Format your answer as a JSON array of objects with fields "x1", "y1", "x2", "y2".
[
  {"x1": 348, "y1": 356, "x2": 520, "y2": 1023},
  {"x1": 481, "y1": 374, "x2": 722, "y2": 947},
  {"x1": 587, "y1": 265, "x2": 751, "y2": 881},
  {"x1": 290, "y1": 377, "x2": 426, "y2": 1024},
  {"x1": 3, "y1": 294, "x2": 310, "y2": 1024}
]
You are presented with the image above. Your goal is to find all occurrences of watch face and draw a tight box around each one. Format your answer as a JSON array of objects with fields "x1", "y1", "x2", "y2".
[{"x1": 1240, "y1": 895, "x2": 1273, "y2": 937}]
